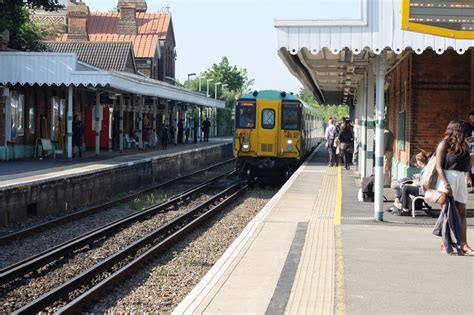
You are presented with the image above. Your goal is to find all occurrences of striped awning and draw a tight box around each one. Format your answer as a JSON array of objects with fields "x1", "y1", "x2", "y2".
[{"x1": 0, "y1": 51, "x2": 225, "y2": 108}]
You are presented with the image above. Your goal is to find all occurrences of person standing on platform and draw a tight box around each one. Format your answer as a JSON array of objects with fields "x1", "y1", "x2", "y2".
[
  {"x1": 435, "y1": 120, "x2": 472, "y2": 255},
  {"x1": 202, "y1": 117, "x2": 211, "y2": 142},
  {"x1": 465, "y1": 112, "x2": 474, "y2": 186},
  {"x1": 177, "y1": 119, "x2": 184, "y2": 144},
  {"x1": 185, "y1": 120, "x2": 191, "y2": 144},
  {"x1": 72, "y1": 114, "x2": 84, "y2": 158},
  {"x1": 161, "y1": 121, "x2": 169, "y2": 150},
  {"x1": 384, "y1": 128, "x2": 394, "y2": 187},
  {"x1": 338, "y1": 120, "x2": 354, "y2": 170},
  {"x1": 324, "y1": 118, "x2": 337, "y2": 167}
]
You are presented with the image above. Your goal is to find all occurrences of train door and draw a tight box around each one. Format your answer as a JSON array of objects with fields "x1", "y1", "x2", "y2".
[{"x1": 256, "y1": 99, "x2": 279, "y2": 157}]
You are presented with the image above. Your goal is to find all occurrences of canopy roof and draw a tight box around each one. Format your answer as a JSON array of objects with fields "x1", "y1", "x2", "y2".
[
  {"x1": 275, "y1": 0, "x2": 474, "y2": 105},
  {"x1": 0, "y1": 51, "x2": 224, "y2": 108}
]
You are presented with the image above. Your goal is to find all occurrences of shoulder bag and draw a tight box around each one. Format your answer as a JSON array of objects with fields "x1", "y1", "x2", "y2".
[{"x1": 421, "y1": 154, "x2": 437, "y2": 191}]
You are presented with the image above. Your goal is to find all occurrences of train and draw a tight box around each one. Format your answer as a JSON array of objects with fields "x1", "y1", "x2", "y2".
[{"x1": 234, "y1": 90, "x2": 324, "y2": 178}]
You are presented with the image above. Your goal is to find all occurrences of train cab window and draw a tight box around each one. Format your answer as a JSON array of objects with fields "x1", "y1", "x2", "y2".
[
  {"x1": 261, "y1": 109, "x2": 275, "y2": 129},
  {"x1": 282, "y1": 103, "x2": 301, "y2": 130},
  {"x1": 236, "y1": 104, "x2": 256, "y2": 128}
]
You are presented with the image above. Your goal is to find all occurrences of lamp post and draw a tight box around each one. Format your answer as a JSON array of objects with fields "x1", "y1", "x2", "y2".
[
  {"x1": 206, "y1": 79, "x2": 214, "y2": 97},
  {"x1": 198, "y1": 76, "x2": 205, "y2": 93},
  {"x1": 221, "y1": 84, "x2": 228, "y2": 96},
  {"x1": 187, "y1": 73, "x2": 196, "y2": 89},
  {"x1": 214, "y1": 82, "x2": 222, "y2": 100}
]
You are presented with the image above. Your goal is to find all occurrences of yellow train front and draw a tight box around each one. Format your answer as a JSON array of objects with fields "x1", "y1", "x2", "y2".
[{"x1": 234, "y1": 90, "x2": 323, "y2": 178}]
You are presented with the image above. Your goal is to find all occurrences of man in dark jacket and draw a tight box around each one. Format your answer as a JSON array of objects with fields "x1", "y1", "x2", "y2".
[
  {"x1": 72, "y1": 115, "x2": 84, "y2": 158},
  {"x1": 202, "y1": 117, "x2": 211, "y2": 142}
]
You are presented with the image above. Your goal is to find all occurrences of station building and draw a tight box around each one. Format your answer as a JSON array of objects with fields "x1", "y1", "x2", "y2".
[
  {"x1": 0, "y1": 0, "x2": 224, "y2": 161},
  {"x1": 275, "y1": 0, "x2": 474, "y2": 219}
]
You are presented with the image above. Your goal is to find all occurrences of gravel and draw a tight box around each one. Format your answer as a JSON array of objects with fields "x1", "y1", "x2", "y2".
[
  {"x1": 0, "y1": 163, "x2": 234, "y2": 270},
  {"x1": 0, "y1": 192, "x2": 216, "y2": 314},
  {"x1": 87, "y1": 187, "x2": 277, "y2": 314}
]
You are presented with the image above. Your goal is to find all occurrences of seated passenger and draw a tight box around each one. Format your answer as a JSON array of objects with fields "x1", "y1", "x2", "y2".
[{"x1": 391, "y1": 151, "x2": 429, "y2": 216}]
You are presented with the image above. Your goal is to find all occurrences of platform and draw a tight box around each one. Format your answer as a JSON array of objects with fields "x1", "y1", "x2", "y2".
[
  {"x1": 174, "y1": 144, "x2": 474, "y2": 314},
  {"x1": 0, "y1": 138, "x2": 233, "y2": 226}
]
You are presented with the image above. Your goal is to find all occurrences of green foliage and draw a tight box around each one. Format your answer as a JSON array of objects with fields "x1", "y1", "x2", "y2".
[
  {"x1": 0, "y1": 0, "x2": 62, "y2": 51},
  {"x1": 298, "y1": 88, "x2": 349, "y2": 122},
  {"x1": 185, "y1": 57, "x2": 254, "y2": 136}
]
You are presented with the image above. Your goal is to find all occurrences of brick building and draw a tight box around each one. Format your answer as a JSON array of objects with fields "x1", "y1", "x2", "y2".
[{"x1": 34, "y1": 0, "x2": 176, "y2": 83}]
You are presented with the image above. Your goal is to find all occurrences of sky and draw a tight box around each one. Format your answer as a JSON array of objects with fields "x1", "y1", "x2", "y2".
[{"x1": 87, "y1": 0, "x2": 360, "y2": 94}]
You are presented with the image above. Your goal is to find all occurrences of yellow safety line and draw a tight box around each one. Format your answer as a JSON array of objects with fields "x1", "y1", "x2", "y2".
[
  {"x1": 334, "y1": 165, "x2": 342, "y2": 225},
  {"x1": 334, "y1": 226, "x2": 346, "y2": 315},
  {"x1": 334, "y1": 166, "x2": 345, "y2": 314}
]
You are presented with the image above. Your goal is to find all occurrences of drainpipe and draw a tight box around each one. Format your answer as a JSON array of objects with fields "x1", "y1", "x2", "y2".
[
  {"x1": 119, "y1": 95, "x2": 124, "y2": 153},
  {"x1": 374, "y1": 53, "x2": 387, "y2": 221},
  {"x1": 95, "y1": 91, "x2": 101, "y2": 157},
  {"x1": 67, "y1": 86, "x2": 73, "y2": 159}
]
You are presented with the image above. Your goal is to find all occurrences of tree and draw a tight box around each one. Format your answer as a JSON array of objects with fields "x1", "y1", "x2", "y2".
[
  {"x1": 0, "y1": 0, "x2": 62, "y2": 51},
  {"x1": 186, "y1": 57, "x2": 254, "y2": 136},
  {"x1": 298, "y1": 88, "x2": 349, "y2": 122}
]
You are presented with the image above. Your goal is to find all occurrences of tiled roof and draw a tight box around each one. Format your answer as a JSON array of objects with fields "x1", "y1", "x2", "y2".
[
  {"x1": 45, "y1": 41, "x2": 136, "y2": 72},
  {"x1": 88, "y1": 12, "x2": 171, "y2": 39},
  {"x1": 56, "y1": 12, "x2": 169, "y2": 58}
]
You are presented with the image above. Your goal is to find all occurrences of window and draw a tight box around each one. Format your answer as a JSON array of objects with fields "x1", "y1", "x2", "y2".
[
  {"x1": 9, "y1": 91, "x2": 24, "y2": 141},
  {"x1": 282, "y1": 103, "x2": 301, "y2": 130},
  {"x1": 261, "y1": 109, "x2": 275, "y2": 129},
  {"x1": 51, "y1": 97, "x2": 60, "y2": 141},
  {"x1": 28, "y1": 108, "x2": 35, "y2": 134},
  {"x1": 398, "y1": 111, "x2": 406, "y2": 151},
  {"x1": 236, "y1": 104, "x2": 256, "y2": 128}
]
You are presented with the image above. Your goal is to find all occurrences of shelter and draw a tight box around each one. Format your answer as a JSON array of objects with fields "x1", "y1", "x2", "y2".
[
  {"x1": 275, "y1": 0, "x2": 474, "y2": 220},
  {"x1": 0, "y1": 51, "x2": 224, "y2": 160}
]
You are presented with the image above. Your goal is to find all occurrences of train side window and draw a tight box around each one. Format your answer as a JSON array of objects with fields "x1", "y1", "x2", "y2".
[{"x1": 261, "y1": 109, "x2": 275, "y2": 129}]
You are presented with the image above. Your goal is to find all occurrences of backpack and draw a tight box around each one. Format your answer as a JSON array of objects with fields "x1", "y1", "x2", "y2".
[{"x1": 360, "y1": 175, "x2": 375, "y2": 202}]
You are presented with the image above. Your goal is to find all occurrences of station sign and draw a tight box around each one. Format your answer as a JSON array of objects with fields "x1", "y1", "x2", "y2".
[{"x1": 401, "y1": 0, "x2": 474, "y2": 39}]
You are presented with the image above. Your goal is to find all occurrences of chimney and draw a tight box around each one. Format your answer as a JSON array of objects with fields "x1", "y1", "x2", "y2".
[
  {"x1": 0, "y1": 31, "x2": 9, "y2": 50},
  {"x1": 67, "y1": 2, "x2": 89, "y2": 41},
  {"x1": 117, "y1": 3, "x2": 138, "y2": 35}
]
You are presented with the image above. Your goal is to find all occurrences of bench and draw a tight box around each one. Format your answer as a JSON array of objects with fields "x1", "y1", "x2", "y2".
[
  {"x1": 35, "y1": 138, "x2": 64, "y2": 159},
  {"x1": 410, "y1": 188, "x2": 434, "y2": 218}
]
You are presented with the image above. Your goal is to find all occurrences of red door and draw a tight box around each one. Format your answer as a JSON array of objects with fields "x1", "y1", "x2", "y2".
[{"x1": 84, "y1": 106, "x2": 111, "y2": 149}]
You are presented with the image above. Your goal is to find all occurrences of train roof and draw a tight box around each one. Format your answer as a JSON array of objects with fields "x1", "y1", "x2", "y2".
[
  {"x1": 239, "y1": 90, "x2": 317, "y2": 112},
  {"x1": 239, "y1": 90, "x2": 300, "y2": 101}
]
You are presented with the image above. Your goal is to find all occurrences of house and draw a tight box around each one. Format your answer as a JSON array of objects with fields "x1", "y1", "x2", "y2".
[{"x1": 52, "y1": 0, "x2": 176, "y2": 83}]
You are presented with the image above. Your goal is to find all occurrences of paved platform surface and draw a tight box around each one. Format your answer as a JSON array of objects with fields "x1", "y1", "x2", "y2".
[
  {"x1": 0, "y1": 138, "x2": 232, "y2": 188},
  {"x1": 174, "y1": 144, "x2": 474, "y2": 314}
]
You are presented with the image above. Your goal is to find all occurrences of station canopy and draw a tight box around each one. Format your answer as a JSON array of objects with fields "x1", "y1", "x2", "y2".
[
  {"x1": 0, "y1": 51, "x2": 225, "y2": 109},
  {"x1": 274, "y1": 0, "x2": 474, "y2": 105}
]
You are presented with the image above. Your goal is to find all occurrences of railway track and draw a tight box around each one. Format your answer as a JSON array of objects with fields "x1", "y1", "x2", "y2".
[
  {"x1": 0, "y1": 158, "x2": 235, "y2": 245},
  {"x1": 11, "y1": 181, "x2": 247, "y2": 314},
  {"x1": 0, "y1": 169, "x2": 235, "y2": 284}
]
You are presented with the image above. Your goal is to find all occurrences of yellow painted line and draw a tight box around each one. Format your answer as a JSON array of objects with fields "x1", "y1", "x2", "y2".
[
  {"x1": 334, "y1": 165, "x2": 342, "y2": 225},
  {"x1": 334, "y1": 226, "x2": 346, "y2": 315}
]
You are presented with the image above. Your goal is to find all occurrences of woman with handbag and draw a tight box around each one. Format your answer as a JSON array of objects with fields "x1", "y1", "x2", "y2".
[
  {"x1": 338, "y1": 121, "x2": 354, "y2": 170},
  {"x1": 435, "y1": 120, "x2": 473, "y2": 254}
]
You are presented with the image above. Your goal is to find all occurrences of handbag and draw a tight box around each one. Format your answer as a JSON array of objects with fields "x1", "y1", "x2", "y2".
[
  {"x1": 340, "y1": 142, "x2": 350, "y2": 150},
  {"x1": 421, "y1": 154, "x2": 437, "y2": 190},
  {"x1": 424, "y1": 189, "x2": 447, "y2": 205}
]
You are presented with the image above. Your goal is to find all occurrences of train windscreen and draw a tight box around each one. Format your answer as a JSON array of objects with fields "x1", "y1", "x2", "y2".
[
  {"x1": 236, "y1": 103, "x2": 256, "y2": 128},
  {"x1": 282, "y1": 103, "x2": 301, "y2": 130}
]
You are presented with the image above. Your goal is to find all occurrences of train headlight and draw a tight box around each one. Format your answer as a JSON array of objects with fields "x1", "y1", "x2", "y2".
[
  {"x1": 241, "y1": 138, "x2": 250, "y2": 152},
  {"x1": 287, "y1": 139, "x2": 293, "y2": 151}
]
